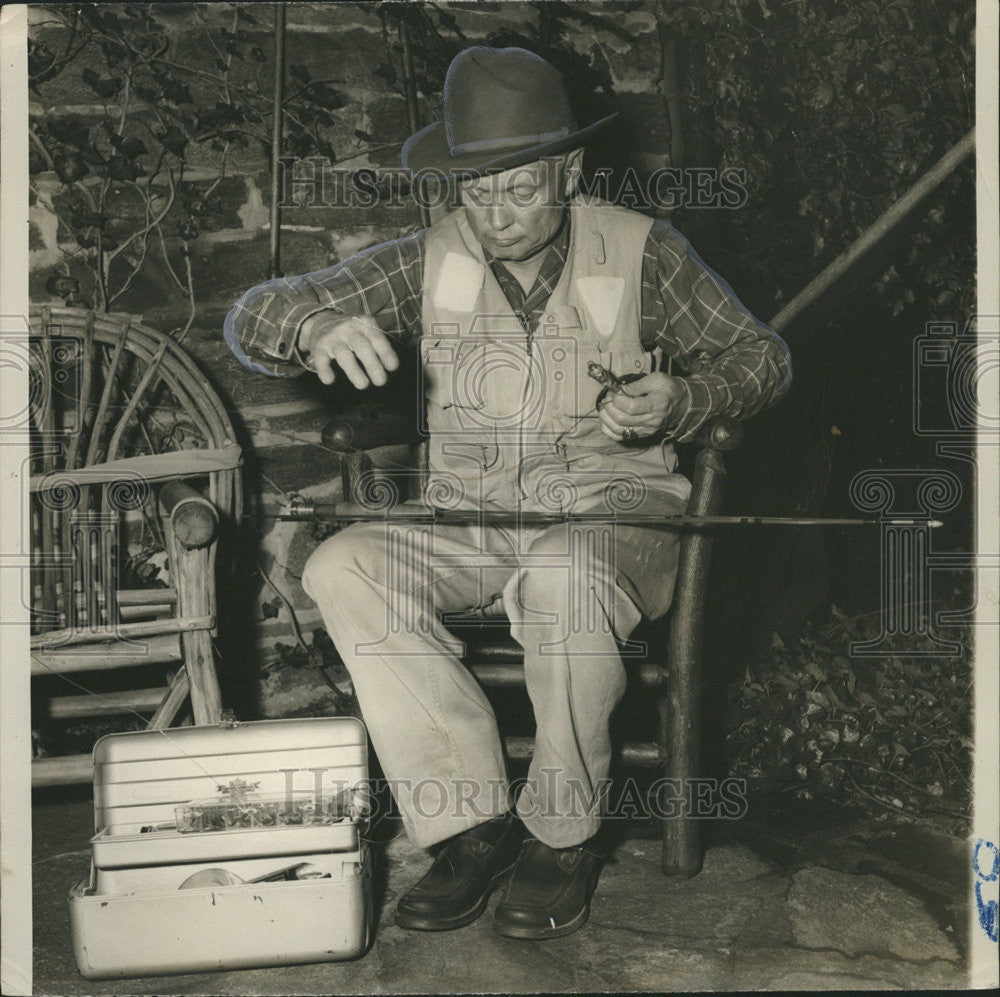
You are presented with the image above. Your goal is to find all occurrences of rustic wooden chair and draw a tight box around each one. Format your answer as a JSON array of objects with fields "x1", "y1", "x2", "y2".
[
  {"x1": 335, "y1": 411, "x2": 742, "y2": 877},
  {"x1": 28, "y1": 306, "x2": 241, "y2": 786}
]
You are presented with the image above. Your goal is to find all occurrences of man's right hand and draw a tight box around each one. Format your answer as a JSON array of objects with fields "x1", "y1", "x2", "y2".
[{"x1": 298, "y1": 313, "x2": 399, "y2": 388}]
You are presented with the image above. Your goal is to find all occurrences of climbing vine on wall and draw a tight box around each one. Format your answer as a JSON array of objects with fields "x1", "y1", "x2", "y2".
[{"x1": 30, "y1": 3, "x2": 375, "y2": 328}]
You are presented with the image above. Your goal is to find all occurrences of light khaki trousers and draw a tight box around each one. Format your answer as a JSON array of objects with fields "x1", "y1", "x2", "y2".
[{"x1": 302, "y1": 513, "x2": 682, "y2": 849}]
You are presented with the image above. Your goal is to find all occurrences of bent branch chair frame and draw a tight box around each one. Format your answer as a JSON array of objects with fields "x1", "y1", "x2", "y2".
[{"x1": 28, "y1": 306, "x2": 240, "y2": 786}]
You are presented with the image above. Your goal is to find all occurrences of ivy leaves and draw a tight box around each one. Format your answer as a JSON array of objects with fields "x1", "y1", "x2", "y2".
[
  {"x1": 82, "y1": 67, "x2": 122, "y2": 100},
  {"x1": 284, "y1": 64, "x2": 348, "y2": 162},
  {"x1": 727, "y1": 609, "x2": 972, "y2": 821}
]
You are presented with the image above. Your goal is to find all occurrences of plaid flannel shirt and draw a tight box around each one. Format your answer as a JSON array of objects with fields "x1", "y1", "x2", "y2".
[{"x1": 224, "y1": 215, "x2": 791, "y2": 442}]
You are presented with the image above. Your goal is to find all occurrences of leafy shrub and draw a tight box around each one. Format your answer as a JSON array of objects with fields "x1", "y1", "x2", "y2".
[{"x1": 726, "y1": 602, "x2": 972, "y2": 824}]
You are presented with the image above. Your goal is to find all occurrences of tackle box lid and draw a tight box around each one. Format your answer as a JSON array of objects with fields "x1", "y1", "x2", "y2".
[{"x1": 91, "y1": 717, "x2": 368, "y2": 835}]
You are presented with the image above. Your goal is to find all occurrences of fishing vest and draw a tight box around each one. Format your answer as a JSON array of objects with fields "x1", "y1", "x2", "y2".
[{"x1": 421, "y1": 196, "x2": 691, "y2": 514}]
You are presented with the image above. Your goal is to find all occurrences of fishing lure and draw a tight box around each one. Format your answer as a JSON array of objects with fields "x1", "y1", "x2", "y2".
[
  {"x1": 587, "y1": 360, "x2": 646, "y2": 421},
  {"x1": 586, "y1": 362, "x2": 648, "y2": 444},
  {"x1": 586, "y1": 360, "x2": 635, "y2": 394}
]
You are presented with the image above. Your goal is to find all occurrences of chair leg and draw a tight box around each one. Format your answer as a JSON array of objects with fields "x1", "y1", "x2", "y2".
[
  {"x1": 185, "y1": 628, "x2": 222, "y2": 725},
  {"x1": 171, "y1": 540, "x2": 222, "y2": 726},
  {"x1": 659, "y1": 448, "x2": 725, "y2": 877},
  {"x1": 659, "y1": 657, "x2": 703, "y2": 877},
  {"x1": 147, "y1": 668, "x2": 191, "y2": 730}
]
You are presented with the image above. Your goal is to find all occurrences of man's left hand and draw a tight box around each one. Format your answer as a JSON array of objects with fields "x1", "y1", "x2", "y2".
[{"x1": 598, "y1": 372, "x2": 688, "y2": 442}]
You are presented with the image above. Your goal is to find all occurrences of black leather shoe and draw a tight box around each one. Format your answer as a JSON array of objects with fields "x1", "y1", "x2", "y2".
[
  {"x1": 493, "y1": 836, "x2": 603, "y2": 940},
  {"x1": 395, "y1": 813, "x2": 523, "y2": 931}
]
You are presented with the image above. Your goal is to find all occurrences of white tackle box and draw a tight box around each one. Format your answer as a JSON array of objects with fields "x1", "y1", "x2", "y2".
[{"x1": 68, "y1": 717, "x2": 374, "y2": 979}]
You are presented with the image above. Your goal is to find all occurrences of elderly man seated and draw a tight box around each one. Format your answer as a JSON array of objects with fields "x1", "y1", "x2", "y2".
[{"x1": 226, "y1": 46, "x2": 790, "y2": 940}]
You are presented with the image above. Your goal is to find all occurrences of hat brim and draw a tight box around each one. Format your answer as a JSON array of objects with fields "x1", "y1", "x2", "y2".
[{"x1": 401, "y1": 113, "x2": 618, "y2": 178}]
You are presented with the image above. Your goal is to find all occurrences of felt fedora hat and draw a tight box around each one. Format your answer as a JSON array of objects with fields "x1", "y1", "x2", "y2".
[{"x1": 401, "y1": 46, "x2": 617, "y2": 177}]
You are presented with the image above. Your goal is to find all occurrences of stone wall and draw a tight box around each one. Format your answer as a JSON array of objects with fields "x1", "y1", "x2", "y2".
[{"x1": 28, "y1": 2, "x2": 669, "y2": 692}]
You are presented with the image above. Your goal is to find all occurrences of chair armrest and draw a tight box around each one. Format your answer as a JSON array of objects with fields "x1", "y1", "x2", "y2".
[
  {"x1": 157, "y1": 480, "x2": 222, "y2": 723},
  {"x1": 322, "y1": 401, "x2": 423, "y2": 453},
  {"x1": 689, "y1": 415, "x2": 744, "y2": 453},
  {"x1": 158, "y1": 481, "x2": 219, "y2": 550},
  {"x1": 680, "y1": 416, "x2": 743, "y2": 519}
]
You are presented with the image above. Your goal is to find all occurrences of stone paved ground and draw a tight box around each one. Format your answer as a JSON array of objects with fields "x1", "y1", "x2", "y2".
[{"x1": 31, "y1": 790, "x2": 971, "y2": 994}]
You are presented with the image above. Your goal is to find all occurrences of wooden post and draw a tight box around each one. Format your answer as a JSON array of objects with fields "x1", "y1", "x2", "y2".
[
  {"x1": 31, "y1": 615, "x2": 213, "y2": 650},
  {"x1": 83, "y1": 318, "x2": 131, "y2": 467},
  {"x1": 31, "y1": 634, "x2": 182, "y2": 674},
  {"x1": 117, "y1": 587, "x2": 178, "y2": 605},
  {"x1": 398, "y1": 18, "x2": 431, "y2": 230},
  {"x1": 268, "y1": 3, "x2": 287, "y2": 279},
  {"x1": 48, "y1": 688, "x2": 168, "y2": 719}
]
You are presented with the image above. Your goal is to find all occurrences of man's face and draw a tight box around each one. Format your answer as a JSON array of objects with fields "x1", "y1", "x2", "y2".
[{"x1": 460, "y1": 151, "x2": 581, "y2": 262}]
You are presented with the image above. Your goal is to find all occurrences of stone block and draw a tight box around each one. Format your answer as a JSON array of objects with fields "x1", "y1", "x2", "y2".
[
  {"x1": 698, "y1": 842, "x2": 776, "y2": 882},
  {"x1": 615, "y1": 93, "x2": 672, "y2": 156},
  {"x1": 594, "y1": 844, "x2": 778, "y2": 948},
  {"x1": 787, "y1": 866, "x2": 961, "y2": 962},
  {"x1": 256, "y1": 663, "x2": 342, "y2": 720},
  {"x1": 277, "y1": 173, "x2": 420, "y2": 231},
  {"x1": 772, "y1": 972, "x2": 902, "y2": 990},
  {"x1": 256, "y1": 445, "x2": 342, "y2": 506},
  {"x1": 187, "y1": 229, "x2": 332, "y2": 303},
  {"x1": 286, "y1": 3, "x2": 374, "y2": 36},
  {"x1": 447, "y1": 1, "x2": 532, "y2": 34},
  {"x1": 602, "y1": 945, "x2": 736, "y2": 992},
  {"x1": 272, "y1": 24, "x2": 387, "y2": 91},
  {"x1": 732, "y1": 946, "x2": 966, "y2": 992},
  {"x1": 363, "y1": 95, "x2": 411, "y2": 148}
]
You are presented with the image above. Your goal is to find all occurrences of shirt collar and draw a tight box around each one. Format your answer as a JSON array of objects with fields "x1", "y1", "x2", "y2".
[{"x1": 483, "y1": 213, "x2": 571, "y2": 318}]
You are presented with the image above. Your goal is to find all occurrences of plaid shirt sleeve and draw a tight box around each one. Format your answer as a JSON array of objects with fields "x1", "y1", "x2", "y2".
[
  {"x1": 223, "y1": 229, "x2": 426, "y2": 377},
  {"x1": 640, "y1": 220, "x2": 792, "y2": 442}
]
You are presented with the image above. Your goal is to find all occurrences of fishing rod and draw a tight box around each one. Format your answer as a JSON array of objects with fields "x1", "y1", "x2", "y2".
[{"x1": 247, "y1": 498, "x2": 943, "y2": 529}]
